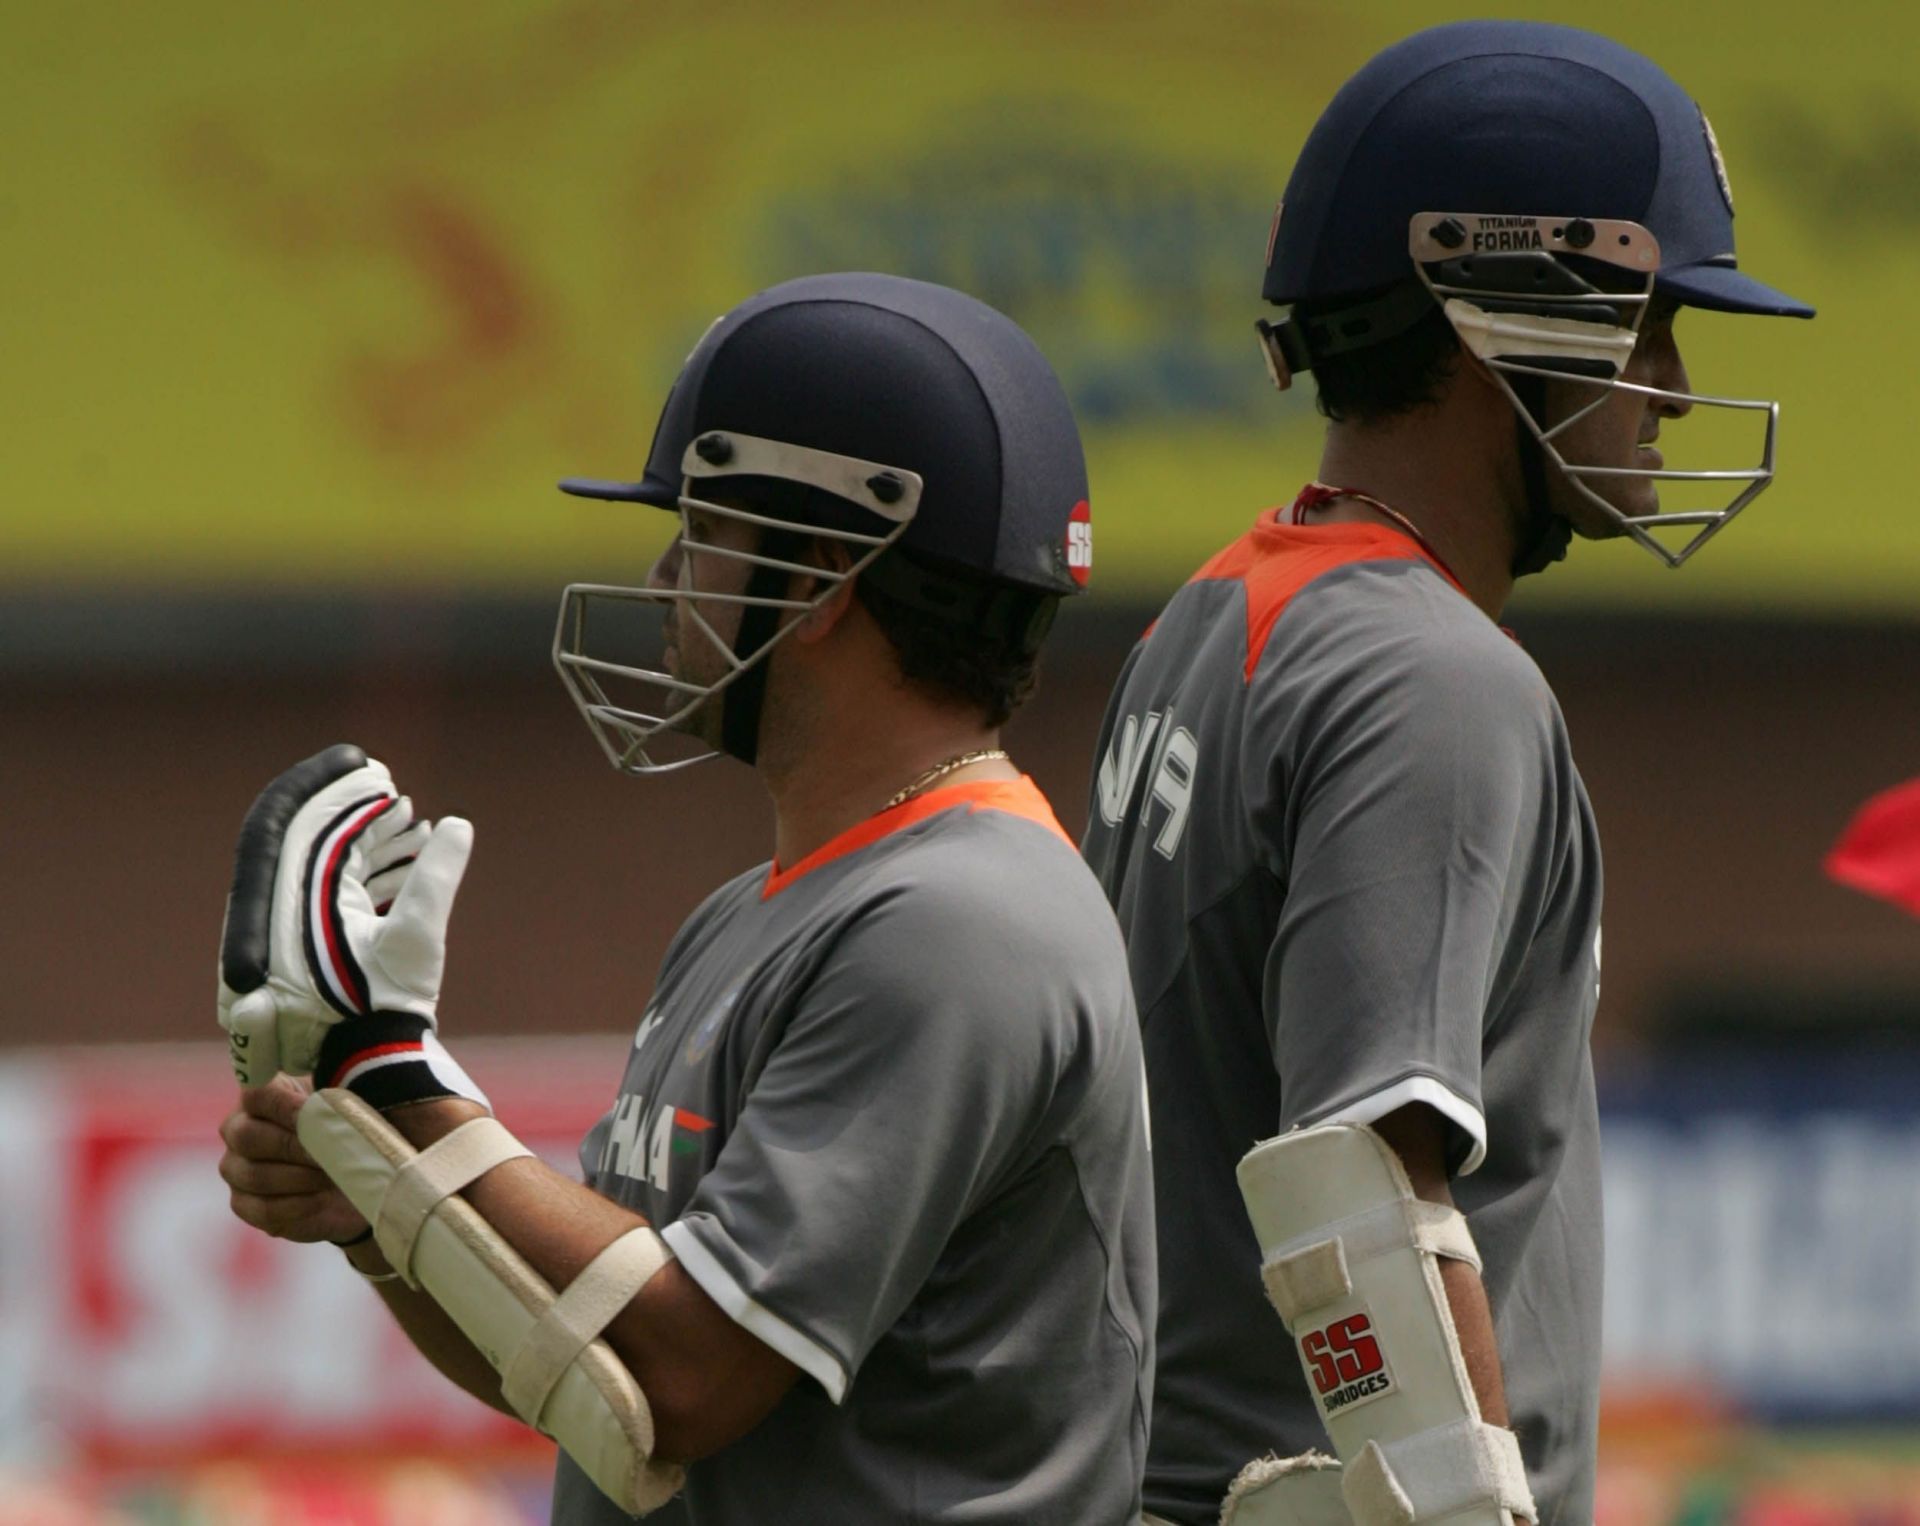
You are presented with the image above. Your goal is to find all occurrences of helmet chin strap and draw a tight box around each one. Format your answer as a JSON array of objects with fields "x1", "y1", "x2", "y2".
[
  {"x1": 719, "y1": 528, "x2": 808, "y2": 765},
  {"x1": 1508, "y1": 373, "x2": 1574, "y2": 579}
]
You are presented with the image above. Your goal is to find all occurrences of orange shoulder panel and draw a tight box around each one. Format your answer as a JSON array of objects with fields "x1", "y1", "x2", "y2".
[{"x1": 1189, "y1": 511, "x2": 1464, "y2": 681}]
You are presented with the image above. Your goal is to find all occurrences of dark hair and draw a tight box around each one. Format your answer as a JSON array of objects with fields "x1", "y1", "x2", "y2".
[
  {"x1": 1298, "y1": 289, "x2": 1461, "y2": 423},
  {"x1": 853, "y1": 570, "x2": 1044, "y2": 730}
]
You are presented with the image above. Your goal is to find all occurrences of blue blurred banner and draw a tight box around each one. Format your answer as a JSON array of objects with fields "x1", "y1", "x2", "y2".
[{"x1": 1602, "y1": 1045, "x2": 1920, "y2": 1422}]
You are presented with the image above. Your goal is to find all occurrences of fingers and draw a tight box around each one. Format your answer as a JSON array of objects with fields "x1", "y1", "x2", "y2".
[
  {"x1": 328, "y1": 792, "x2": 413, "y2": 917},
  {"x1": 222, "y1": 986, "x2": 282, "y2": 1088},
  {"x1": 219, "y1": 1150, "x2": 332, "y2": 1197},
  {"x1": 226, "y1": 1185, "x2": 365, "y2": 1244},
  {"x1": 220, "y1": 1083, "x2": 367, "y2": 1243},
  {"x1": 363, "y1": 817, "x2": 429, "y2": 910},
  {"x1": 365, "y1": 818, "x2": 429, "y2": 872},
  {"x1": 380, "y1": 816, "x2": 474, "y2": 971},
  {"x1": 360, "y1": 792, "x2": 415, "y2": 845},
  {"x1": 356, "y1": 798, "x2": 423, "y2": 873},
  {"x1": 241, "y1": 1074, "x2": 311, "y2": 1130},
  {"x1": 348, "y1": 756, "x2": 394, "y2": 794},
  {"x1": 222, "y1": 1105, "x2": 317, "y2": 1168}
]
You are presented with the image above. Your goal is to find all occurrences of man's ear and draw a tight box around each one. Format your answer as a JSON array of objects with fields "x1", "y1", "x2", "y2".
[
  {"x1": 1448, "y1": 336, "x2": 1500, "y2": 397},
  {"x1": 791, "y1": 541, "x2": 859, "y2": 646},
  {"x1": 1447, "y1": 341, "x2": 1535, "y2": 444}
]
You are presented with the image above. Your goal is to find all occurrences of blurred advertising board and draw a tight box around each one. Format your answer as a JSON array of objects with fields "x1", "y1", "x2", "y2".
[
  {"x1": 1601, "y1": 1045, "x2": 1920, "y2": 1424},
  {"x1": 0, "y1": 1041, "x2": 624, "y2": 1479},
  {"x1": 5, "y1": 0, "x2": 1908, "y2": 612},
  {"x1": 2, "y1": 1040, "x2": 1918, "y2": 1523},
  {"x1": 0, "y1": 1460, "x2": 551, "y2": 1526}
]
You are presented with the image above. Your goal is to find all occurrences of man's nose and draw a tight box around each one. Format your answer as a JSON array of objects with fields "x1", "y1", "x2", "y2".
[
  {"x1": 1649, "y1": 335, "x2": 1693, "y2": 420},
  {"x1": 646, "y1": 534, "x2": 685, "y2": 591}
]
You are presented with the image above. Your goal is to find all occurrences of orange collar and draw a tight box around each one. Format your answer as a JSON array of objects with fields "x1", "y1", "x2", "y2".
[
  {"x1": 1257, "y1": 506, "x2": 1469, "y2": 598},
  {"x1": 1186, "y1": 509, "x2": 1476, "y2": 682},
  {"x1": 762, "y1": 775, "x2": 1068, "y2": 899}
]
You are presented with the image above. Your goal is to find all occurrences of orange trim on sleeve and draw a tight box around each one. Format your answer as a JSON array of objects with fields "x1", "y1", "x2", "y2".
[
  {"x1": 761, "y1": 775, "x2": 1070, "y2": 899},
  {"x1": 1188, "y1": 509, "x2": 1470, "y2": 681}
]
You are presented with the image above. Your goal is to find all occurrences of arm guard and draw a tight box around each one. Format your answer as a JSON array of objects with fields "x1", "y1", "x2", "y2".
[
  {"x1": 298, "y1": 1088, "x2": 684, "y2": 1516},
  {"x1": 1236, "y1": 1123, "x2": 1537, "y2": 1526},
  {"x1": 1220, "y1": 1450, "x2": 1349, "y2": 1525}
]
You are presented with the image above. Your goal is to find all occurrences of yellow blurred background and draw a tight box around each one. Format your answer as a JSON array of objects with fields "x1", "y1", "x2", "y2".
[{"x1": 5, "y1": 0, "x2": 1913, "y2": 611}]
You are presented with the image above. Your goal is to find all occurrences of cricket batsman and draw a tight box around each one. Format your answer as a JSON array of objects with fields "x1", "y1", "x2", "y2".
[
  {"x1": 215, "y1": 273, "x2": 1155, "y2": 1522},
  {"x1": 1082, "y1": 22, "x2": 1811, "y2": 1525}
]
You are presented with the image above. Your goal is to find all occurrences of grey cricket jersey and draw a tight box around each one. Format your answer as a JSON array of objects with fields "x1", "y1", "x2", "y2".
[
  {"x1": 553, "y1": 777, "x2": 1155, "y2": 1525},
  {"x1": 1082, "y1": 506, "x2": 1604, "y2": 1525}
]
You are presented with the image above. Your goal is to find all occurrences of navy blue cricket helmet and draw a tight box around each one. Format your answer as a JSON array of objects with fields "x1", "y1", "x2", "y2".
[
  {"x1": 1255, "y1": 22, "x2": 1812, "y2": 572},
  {"x1": 1262, "y1": 20, "x2": 1811, "y2": 321},
  {"x1": 554, "y1": 274, "x2": 1091, "y2": 773},
  {"x1": 562, "y1": 273, "x2": 1090, "y2": 598}
]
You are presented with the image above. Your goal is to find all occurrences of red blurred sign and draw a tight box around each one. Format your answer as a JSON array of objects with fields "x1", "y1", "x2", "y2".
[
  {"x1": 1826, "y1": 775, "x2": 1920, "y2": 917},
  {"x1": 7, "y1": 1040, "x2": 1920, "y2": 1523},
  {"x1": 0, "y1": 1039, "x2": 626, "y2": 1470}
]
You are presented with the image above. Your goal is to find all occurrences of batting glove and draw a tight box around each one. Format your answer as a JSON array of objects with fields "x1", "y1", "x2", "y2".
[{"x1": 218, "y1": 745, "x2": 479, "y2": 1107}]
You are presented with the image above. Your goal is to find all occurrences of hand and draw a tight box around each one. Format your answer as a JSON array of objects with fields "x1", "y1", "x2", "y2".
[
  {"x1": 218, "y1": 1076, "x2": 368, "y2": 1245},
  {"x1": 217, "y1": 744, "x2": 473, "y2": 1085}
]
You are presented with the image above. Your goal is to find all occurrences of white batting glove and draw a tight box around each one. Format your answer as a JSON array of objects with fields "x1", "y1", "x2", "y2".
[{"x1": 217, "y1": 745, "x2": 474, "y2": 1089}]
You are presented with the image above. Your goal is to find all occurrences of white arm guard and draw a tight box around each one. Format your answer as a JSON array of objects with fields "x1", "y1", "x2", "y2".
[
  {"x1": 1220, "y1": 1450, "x2": 1349, "y2": 1526},
  {"x1": 298, "y1": 1088, "x2": 684, "y2": 1516},
  {"x1": 1236, "y1": 1124, "x2": 1536, "y2": 1526}
]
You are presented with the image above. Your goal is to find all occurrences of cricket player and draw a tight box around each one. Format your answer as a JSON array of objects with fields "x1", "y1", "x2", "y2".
[
  {"x1": 215, "y1": 273, "x2": 1154, "y2": 1522},
  {"x1": 1081, "y1": 23, "x2": 1811, "y2": 1526}
]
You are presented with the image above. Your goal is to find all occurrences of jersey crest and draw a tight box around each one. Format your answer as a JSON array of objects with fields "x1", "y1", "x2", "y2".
[{"x1": 684, "y1": 985, "x2": 741, "y2": 1065}]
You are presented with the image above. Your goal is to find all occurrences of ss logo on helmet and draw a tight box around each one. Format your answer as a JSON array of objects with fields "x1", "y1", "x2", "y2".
[{"x1": 1065, "y1": 499, "x2": 1093, "y2": 587}]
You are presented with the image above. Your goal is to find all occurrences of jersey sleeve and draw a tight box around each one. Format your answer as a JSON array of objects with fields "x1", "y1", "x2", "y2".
[
  {"x1": 1250, "y1": 569, "x2": 1565, "y2": 1174},
  {"x1": 658, "y1": 872, "x2": 1080, "y2": 1402}
]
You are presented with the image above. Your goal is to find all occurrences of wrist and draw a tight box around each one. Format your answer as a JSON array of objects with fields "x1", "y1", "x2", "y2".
[
  {"x1": 314, "y1": 1013, "x2": 490, "y2": 1113},
  {"x1": 386, "y1": 1095, "x2": 490, "y2": 1150},
  {"x1": 339, "y1": 1235, "x2": 400, "y2": 1283}
]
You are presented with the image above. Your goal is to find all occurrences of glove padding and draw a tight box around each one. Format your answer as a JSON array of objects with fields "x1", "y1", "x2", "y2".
[{"x1": 218, "y1": 745, "x2": 472, "y2": 1086}]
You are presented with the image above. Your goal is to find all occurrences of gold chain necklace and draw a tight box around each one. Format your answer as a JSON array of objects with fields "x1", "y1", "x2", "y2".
[{"x1": 883, "y1": 748, "x2": 1012, "y2": 811}]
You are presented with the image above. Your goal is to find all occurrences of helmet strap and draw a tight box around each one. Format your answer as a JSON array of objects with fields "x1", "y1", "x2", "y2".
[
  {"x1": 1259, "y1": 281, "x2": 1436, "y2": 388},
  {"x1": 1508, "y1": 375, "x2": 1573, "y2": 578},
  {"x1": 719, "y1": 528, "x2": 808, "y2": 765}
]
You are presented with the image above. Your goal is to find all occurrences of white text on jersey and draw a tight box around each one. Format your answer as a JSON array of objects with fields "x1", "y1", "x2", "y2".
[
  {"x1": 1097, "y1": 708, "x2": 1200, "y2": 859},
  {"x1": 598, "y1": 1091, "x2": 680, "y2": 1193}
]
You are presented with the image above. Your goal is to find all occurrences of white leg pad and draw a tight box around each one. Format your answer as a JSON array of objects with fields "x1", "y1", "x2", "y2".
[
  {"x1": 1345, "y1": 1422, "x2": 1533, "y2": 1526},
  {"x1": 1236, "y1": 1124, "x2": 1536, "y2": 1526},
  {"x1": 1220, "y1": 1450, "x2": 1350, "y2": 1525},
  {"x1": 299, "y1": 1088, "x2": 684, "y2": 1515}
]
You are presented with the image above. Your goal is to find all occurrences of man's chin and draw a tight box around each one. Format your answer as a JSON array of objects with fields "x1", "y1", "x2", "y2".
[
  {"x1": 666, "y1": 694, "x2": 726, "y2": 749},
  {"x1": 1611, "y1": 491, "x2": 1662, "y2": 534},
  {"x1": 1564, "y1": 484, "x2": 1657, "y2": 540},
  {"x1": 1572, "y1": 513, "x2": 1634, "y2": 542}
]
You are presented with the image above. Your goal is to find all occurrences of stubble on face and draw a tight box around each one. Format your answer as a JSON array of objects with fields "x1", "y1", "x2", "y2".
[{"x1": 653, "y1": 506, "x2": 751, "y2": 744}]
